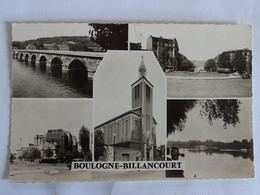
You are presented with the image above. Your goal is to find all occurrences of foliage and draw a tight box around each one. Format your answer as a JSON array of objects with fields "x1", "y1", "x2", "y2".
[
  {"x1": 94, "y1": 130, "x2": 105, "y2": 161},
  {"x1": 158, "y1": 47, "x2": 171, "y2": 68},
  {"x1": 169, "y1": 138, "x2": 253, "y2": 149},
  {"x1": 167, "y1": 100, "x2": 197, "y2": 135},
  {"x1": 78, "y1": 125, "x2": 90, "y2": 161},
  {"x1": 10, "y1": 153, "x2": 16, "y2": 163},
  {"x1": 167, "y1": 100, "x2": 241, "y2": 135},
  {"x1": 20, "y1": 148, "x2": 41, "y2": 161},
  {"x1": 218, "y1": 52, "x2": 231, "y2": 69},
  {"x1": 89, "y1": 24, "x2": 128, "y2": 50},
  {"x1": 177, "y1": 53, "x2": 195, "y2": 71},
  {"x1": 231, "y1": 50, "x2": 247, "y2": 74},
  {"x1": 12, "y1": 36, "x2": 101, "y2": 51},
  {"x1": 44, "y1": 147, "x2": 54, "y2": 158},
  {"x1": 199, "y1": 99, "x2": 241, "y2": 128},
  {"x1": 204, "y1": 59, "x2": 217, "y2": 72}
]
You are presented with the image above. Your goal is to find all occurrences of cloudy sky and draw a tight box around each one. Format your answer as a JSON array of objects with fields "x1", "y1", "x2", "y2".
[
  {"x1": 167, "y1": 99, "x2": 252, "y2": 143},
  {"x1": 129, "y1": 24, "x2": 252, "y2": 61},
  {"x1": 12, "y1": 23, "x2": 93, "y2": 41},
  {"x1": 11, "y1": 99, "x2": 93, "y2": 153}
]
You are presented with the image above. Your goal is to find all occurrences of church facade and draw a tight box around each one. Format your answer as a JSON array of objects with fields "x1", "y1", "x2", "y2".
[{"x1": 94, "y1": 57, "x2": 157, "y2": 161}]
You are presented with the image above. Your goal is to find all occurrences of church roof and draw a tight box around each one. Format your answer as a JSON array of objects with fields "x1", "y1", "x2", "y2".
[
  {"x1": 95, "y1": 110, "x2": 141, "y2": 129},
  {"x1": 131, "y1": 76, "x2": 154, "y2": 87}
]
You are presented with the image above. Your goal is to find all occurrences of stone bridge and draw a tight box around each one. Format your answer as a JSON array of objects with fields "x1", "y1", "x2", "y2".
[{"x1": 12, "y1": 49, "x2": 105, "y2": 73}]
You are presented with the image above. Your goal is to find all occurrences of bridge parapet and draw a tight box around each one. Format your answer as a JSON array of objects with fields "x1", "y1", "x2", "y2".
[{"x1": 13, "y1": 49, "x2": 105, "y2": 73}]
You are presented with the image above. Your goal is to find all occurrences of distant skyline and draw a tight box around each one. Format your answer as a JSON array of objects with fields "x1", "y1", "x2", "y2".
[
  {"x1": 11, "y1": 99, "x2": 93, "y2": 153},
  {"x1": 129, "y1": 24, "x2": 252, "y2": 61},
  {"x1": 168, "y1": 99, "x2": 252, "y2": 143},
  {"x1": 12, "y1": 23, "x2": 93, "y2": 42}
]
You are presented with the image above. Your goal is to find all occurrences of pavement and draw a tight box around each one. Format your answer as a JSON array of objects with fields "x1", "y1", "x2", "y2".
[{"x1": 167, "y1": 74, "x2": 252, "y2": 98}]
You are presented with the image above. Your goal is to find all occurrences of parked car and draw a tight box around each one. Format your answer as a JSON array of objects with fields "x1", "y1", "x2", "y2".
[
  {"x1": 242, "y1": 72, "x2": 250, "y2": 79},
  {"x1": 232, "y1": 72, "x2": 240, "y2": 77},
  {"x1": 217, "y1": 68, "x2": 230, "y2": 73}
]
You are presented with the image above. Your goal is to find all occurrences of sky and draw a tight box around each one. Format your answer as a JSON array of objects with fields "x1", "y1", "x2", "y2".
[
  {"x1": 129, "y1": 24, "x2": 252, "y2": 61},
  {"x1": 12, "y1": 23, "x2": 94, "y2": 41},
  {"x1": 11, "y1": 99, "x2": 93, "y2": 153},
  {"x1": 168, "y1": 99, "x2": 252, "y2": 143},
  {"x1": 94, "y1": 50, "x2": 166, "y2": 146}
]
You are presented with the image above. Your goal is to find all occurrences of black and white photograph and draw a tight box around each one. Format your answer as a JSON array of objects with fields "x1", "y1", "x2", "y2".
[
  {"x1": 12, "y1": 23, "x2": 128, "y2": 98},
  {"x1": 166, "y1": 99, "x2": 254, "y2": 179},
  {"x1": 9, "y1": 99, "x2": 94, "y2": 182},
  {"x1": 129, "y1": 24, "x2": 252, "y2": 98},
  {"x1": 93, "y1": 50, "x2": 166, "y2": 180}
]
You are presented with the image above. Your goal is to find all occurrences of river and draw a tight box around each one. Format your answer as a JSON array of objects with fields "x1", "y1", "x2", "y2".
[
  {"x1": 12, "y1": 58, "x2": 93, "y2": 98},
  {"x1": 173, "y1": 148, "x2": 254, "y2": 179}
]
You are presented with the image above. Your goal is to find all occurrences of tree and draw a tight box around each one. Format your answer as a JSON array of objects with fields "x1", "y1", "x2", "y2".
[
  {"x1": 177, "y1": 54, "x2": 195, "y2": 71},
  {"x1": 158, "y1": 47, "x2": 170, "y2": 69},
  {"x1": 10, "y1": 153, "x2": 16, "y2": 163},
  {"x1": 89, "y1": 24, "x2": 128, "y2": 50},
  {"x1": 44, "y1": 147, "x2": 54, "y2": 158},
  {"x1": 218, "y1": 52, "x2": 231, "y2": 69},
  {"x1": 167, "y1": 100, "x2": 197, "y2": 135},
  {"x1": 94, "y1": 130, "x2": 105, "y2": 161},
  {"x1": 231, "y1": 50, "x2": 246, "y2": 74},
  {"x1": 28, "y1": 148, "x2": 41, "y2": 161},
  {"x1": 204, "y1": 59, "x2": 216, "y2": 72},
  {"x1": 167, "y1": 99, "x2": 241, "y2": 136},
  {"x1": 79, "y1": 125, "x2": 90, "y2": 161},
  {"x1": 199, "y1": 99, "x2": 241, "y2": 128}
]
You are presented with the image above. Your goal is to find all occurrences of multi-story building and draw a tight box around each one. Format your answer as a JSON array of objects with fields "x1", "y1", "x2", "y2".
[
  {"x1": 95, "y1": 57, "x2": 157, "y2": 161},
  {"x1": 43, "y1": 43, "x2": 69, "y2": 51},
  {"x1": 25, "y1": 44, "x2": 36, "y2": 50},
  {"x1": 214, "y1": 48, "x2": 252, "y2": 74},
  {"x1": 34, "y1": 129, "x2": 77, "y2": 158},
  {"x1": 146, "y1": 35, "x2": 179, "y2": 70}
]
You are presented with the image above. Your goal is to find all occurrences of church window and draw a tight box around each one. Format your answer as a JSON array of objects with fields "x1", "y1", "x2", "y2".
[
  {"x1": 117, "y1": 123, "x2": 119, "y2": 141},
  {"x1": 125, "y1": 120, "x2": 128, "y2": 138},
  {"x1": 135, "y1": 84, "x2": 140, "y2": 99},
  {"x1": 146, "y1": 85, "x2": 151, "y2": 99}
]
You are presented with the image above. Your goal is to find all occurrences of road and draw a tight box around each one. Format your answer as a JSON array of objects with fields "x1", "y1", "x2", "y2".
[
  {"x1": 9, "y1": 161, "x2": 165, "y2": 182},
  {"x1": 167, "y1": 77, "x2": 252, "y2": 98}
]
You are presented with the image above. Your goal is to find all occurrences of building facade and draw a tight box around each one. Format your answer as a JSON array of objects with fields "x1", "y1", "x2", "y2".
[
  {"x1": 43, "y1": 43, "x2": 69, "y2": 51},
  {"x1": 146, "y1": 35, "x2": 179, "y2": 70},
  {"x1": 25, "y1": 44, "x2": 36, "y2": 50},
  {"x1": 95, "y1": 57, "x2": 157, "y2": 161},
  {"x1": 214, "y1": 48, "x2": 252, "y2": 74},
  {"x1": 34, "y1": 129, "x2": 77, "y2": 158}
]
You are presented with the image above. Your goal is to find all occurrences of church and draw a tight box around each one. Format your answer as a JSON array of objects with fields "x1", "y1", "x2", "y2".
[{"x1": 94, "y1": 57, "x2": 157, "y2": 161}]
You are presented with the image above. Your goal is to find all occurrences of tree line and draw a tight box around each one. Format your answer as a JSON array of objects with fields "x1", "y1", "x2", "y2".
[
  {"x1": 204, "y1": 50, "x2": 251, "y2": 74},
  {"x1": 168, "y1": 139, "x2": 253, "y2": 149}
]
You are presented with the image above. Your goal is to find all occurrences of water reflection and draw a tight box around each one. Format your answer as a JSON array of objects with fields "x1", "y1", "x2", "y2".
[
  {"x1": 187, "y1": 148, "x2": 254, "y2": 161},
  {"x1": 12, "y1": 58, "x2": 93, "y2": 98},
  {"x1": 166, "y1": 148, "x2": 254, "y2": 179}
]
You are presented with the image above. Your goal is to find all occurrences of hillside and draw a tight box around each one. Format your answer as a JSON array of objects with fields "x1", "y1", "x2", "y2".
[{"x1": 12, "y1": 36, "x2": 102, "y2": 52}]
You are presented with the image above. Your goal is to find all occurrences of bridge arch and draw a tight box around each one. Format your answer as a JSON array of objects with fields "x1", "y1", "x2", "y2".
[
  {"x1": 31, "y1": 54, "x2": 37, "y2": 66},
  {"x1": 50, "y1": 57, "x2": 63, "y2": 77},
  {"x1": 19, "y1": 53, "x2": 23, "y2": 61},
  {"x1": 51, "y1": 57, "x2": 63, "y2": 66},
  {"x1": 68, "y1": 59, "x2": 88, "y2": 81},
  {"x1": 39, "y1": 55, "x2": 47, "y2": 70},
  {"x1": 24, "y1": 53, "x2": 29, "y2": 62}
]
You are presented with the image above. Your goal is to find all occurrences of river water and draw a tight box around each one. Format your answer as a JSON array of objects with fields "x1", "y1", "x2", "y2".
[
  {"x1": 175, "y1": 148, "x2": 254, "y2": 179},
  {"x1": 12, "y1": 58, "x2": 93, "y2": 98}
]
